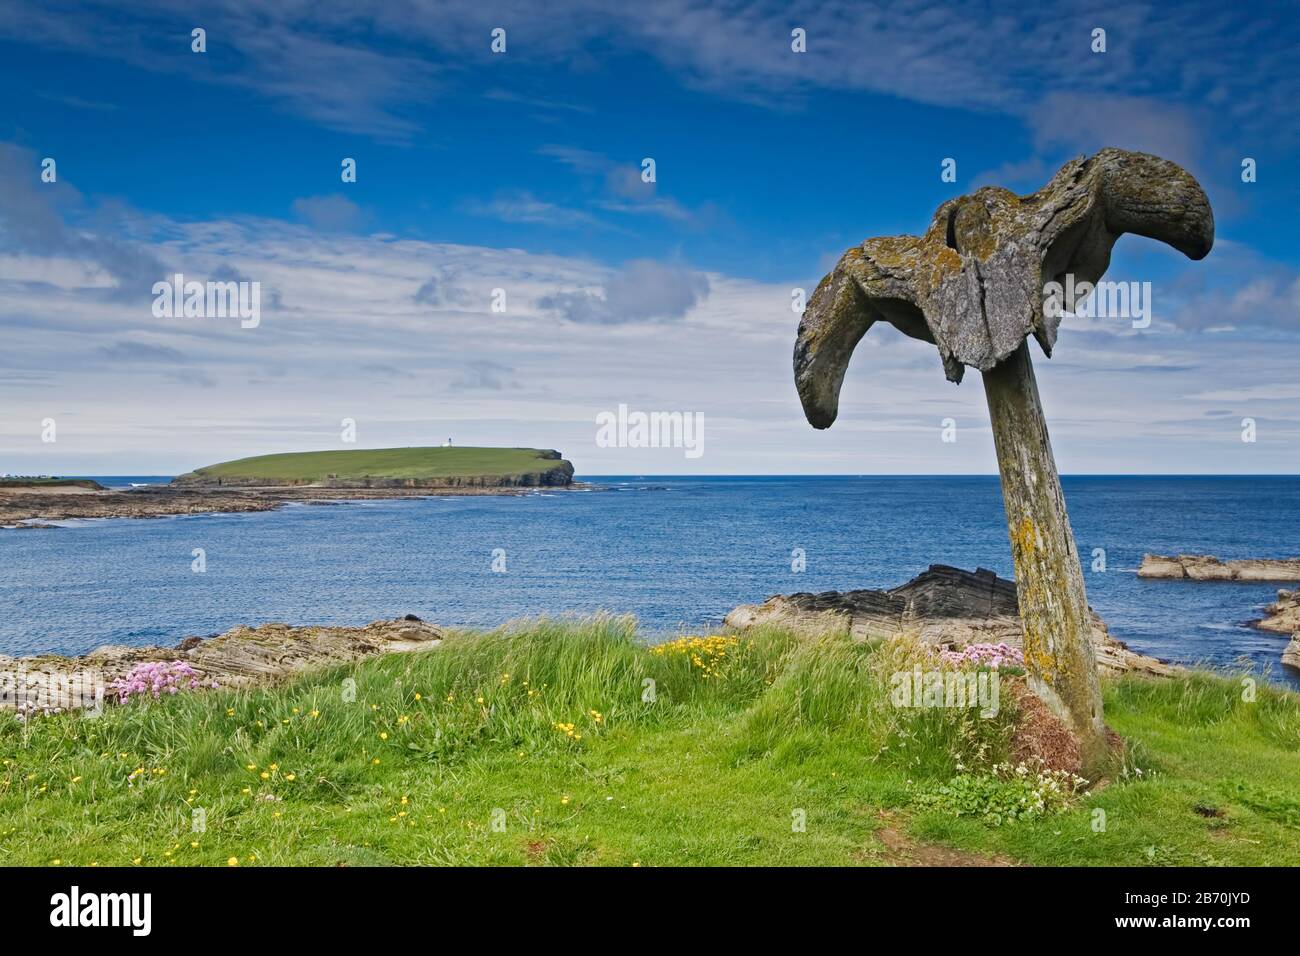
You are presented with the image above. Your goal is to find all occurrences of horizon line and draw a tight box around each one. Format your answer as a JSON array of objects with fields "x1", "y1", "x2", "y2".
[{"x1": 51, "y1": 472, "x2": 1300, "y2": 480}]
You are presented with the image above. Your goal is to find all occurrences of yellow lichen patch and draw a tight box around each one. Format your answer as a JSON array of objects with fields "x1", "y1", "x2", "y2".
[
  {"x1": 953, "y1": 210, "x2": 997, "y2": 261},
  {"x1": 1010, "y1": 517, "x2": 1038, "y2": 559},
  {"x1": 862, "y1": 235, "x2": 923, "y2": 270},
  {"x1": 861, "y1": 233, "x2": 962, "y2": 299},
  {"x1": 1021, "y1": 627, "x2": 1059, "y2": 684},
  {"x1": 924, "y1": 245, "x2": 962, "y2": 291}
]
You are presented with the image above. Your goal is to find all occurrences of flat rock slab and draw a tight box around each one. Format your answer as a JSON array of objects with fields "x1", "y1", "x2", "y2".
[
  {"x1": 725, "y1": 564, "x2": 1175, "y2": 678},
  {"x1": 0, "y1": 617, "x2": 443, "y2": 710},
  {"x1": 0, "y1": 484, "x2": 574, "y2": 526},
  {"x1": 1139, "y1": 554, "x2": 1300, "y2": 582},
  {"x1": 0, "y1": 486, "x2": 280, "y2": 525},
  {"x1": 1256, "y1": 590, "x2": 1300, "y2": 635}
]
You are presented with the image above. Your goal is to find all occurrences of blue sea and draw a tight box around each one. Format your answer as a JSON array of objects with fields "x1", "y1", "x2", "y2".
[{"x1": 1, "y1": 476, "x2": 1297, "y2": 688}]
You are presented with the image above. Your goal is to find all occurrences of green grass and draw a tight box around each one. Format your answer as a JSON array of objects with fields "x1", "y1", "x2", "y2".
[
  {"x1": 2, "y1": 620, "x2": 1297, "y2": 867},
  {"x1": 178, "y1": 446, "x2": 569, "y2": 483}
]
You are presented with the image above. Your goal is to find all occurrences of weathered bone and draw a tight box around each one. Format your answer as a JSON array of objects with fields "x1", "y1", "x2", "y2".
[
  {"x1": 793, "y1": 148, "x2": 1214, "y2": 772},
  {"x1": 794, "y1": 148, "x2": 1214, "y2": 425}
]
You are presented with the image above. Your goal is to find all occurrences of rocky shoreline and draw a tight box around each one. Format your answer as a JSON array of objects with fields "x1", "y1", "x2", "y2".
[
  {"x1": 0, "y1": 482, "x2": 587, "y2": 527},
  {"x1": 1138, "y1": 555, "x2": 1300, "y2": 672},
  {"x1": 1255, "y1": 589, "x2": 1300, "y2": 672},
  {"x1": 0, "y1": 617, "x2": 446, "y2": 710},
  {"x1": 1138, "y1": 553, "x2": 1300, "y2": 582},
  {"x1": 726, "y1": 564, "x2": 1176, "y2": 677},
  {"x1": 1, "y1": 564, "x2": 1184, "y2": 713}
]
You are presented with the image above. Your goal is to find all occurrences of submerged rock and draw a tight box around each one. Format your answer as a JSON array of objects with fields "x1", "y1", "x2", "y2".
[
  {"x1": 725, "y1": 564, "x2": 1175, "y2": 677},
  {"x1": 1139, "y1": 554, "x2": 1300, "y2": 582}
]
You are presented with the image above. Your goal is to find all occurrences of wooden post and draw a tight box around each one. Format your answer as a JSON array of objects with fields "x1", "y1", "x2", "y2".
[{"x1": 982, "y1": 341, "x2": 1109, "y2": 772}]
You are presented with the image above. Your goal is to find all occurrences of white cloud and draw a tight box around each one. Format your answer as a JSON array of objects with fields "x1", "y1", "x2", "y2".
[
  {"x1": 1185, "y1": 384, "x2": 1300, "y2": 403},
  {"x1": 537, "y1": 145, "x2": 701, "y2": 225},
  {"x1": 461, "y1": 191, "x2": 603, "y2": 228},
  {"x1": 290, "y1": 194, "x2": 368, "y2": 232},
  {"x1": 1, "y1": 188, "x2": 1297, "y2": 475},
  {"x1": 538, "y1": 260, "x2": 709, "y2": 324}
]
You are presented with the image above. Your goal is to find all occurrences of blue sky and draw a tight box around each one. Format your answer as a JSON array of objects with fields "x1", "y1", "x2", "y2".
[{"x1": 1, "y1": 0, "x2": 1297, "y2": 474}]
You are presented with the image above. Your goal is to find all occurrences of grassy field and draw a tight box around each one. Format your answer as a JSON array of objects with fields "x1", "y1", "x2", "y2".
[
  {"x1": 177, "y1": 447, "x2": 569, "y2": 483},
  {"x1": 2, "y1": 619, "x2": 1297, "y2": 867}
]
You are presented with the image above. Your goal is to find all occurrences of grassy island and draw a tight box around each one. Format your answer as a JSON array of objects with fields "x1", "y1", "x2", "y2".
[{"x1": 173, "y1": 447, "x2": 574, "y2": 488}]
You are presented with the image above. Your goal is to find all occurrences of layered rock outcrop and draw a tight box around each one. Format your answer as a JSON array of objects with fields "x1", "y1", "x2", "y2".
[
  {"x1": 1254, "y1": 590, "x2": 1300, "y2": 673},
  {"x1": 1139, "y1": 554, "x2": 1300, "y2": 582},
  {"x1": 1, "y1": 480, "x2": 572, "y2": 527},
  {"x1": 725, "y1": 564, "x2": 1175, "y2": 677},
  {"x1": 1256, "y1": 589, "x2": 1300, "y2": 635},
  {"x1": 0, "y1": 617, "x2": 444, "y2": 710},
  {"x1": 0, "y1": 486, "x2": 281, "y2": 525}
]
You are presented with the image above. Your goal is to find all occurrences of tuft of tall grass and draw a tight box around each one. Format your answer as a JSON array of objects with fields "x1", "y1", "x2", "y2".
[
  {"x1": 732, "y1": 631, "x2": 1017, "y2": 777},
  {"x1": 1106, "y1": 667, "x2": 1300, "y2": 750},
  {"x1": 0, "y1": 616, "x2": 792, "y2": 809}
]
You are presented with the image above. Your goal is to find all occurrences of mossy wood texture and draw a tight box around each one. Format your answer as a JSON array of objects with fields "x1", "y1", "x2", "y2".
[{"x1": 983, "y1": 342, "x2": 1106, "y2": 767}]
